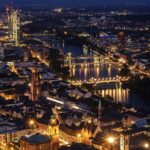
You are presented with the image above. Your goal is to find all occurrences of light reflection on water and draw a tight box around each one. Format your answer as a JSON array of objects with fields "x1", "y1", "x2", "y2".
[
  {"x1": 100, "y1": 87, "x2": 150, "y2": 110},
  {"x1": 70, "y1": 63, "x2": 118, "y2": 81},
  {"x1": 70, "y1": 63, "x2": 130, "y2": 104},
  {"x1": 69, "y1": 63, "x2": 150, "y2": 110},
  {"x1": 70, "y1": 63, "x2": 129, "y2": 104},
  {"x1": 100, "y1": 87, "x2": 129, "y2": 104},
  {"x1": 65, "y1": 44, "x2": 150, "y2": 110}
]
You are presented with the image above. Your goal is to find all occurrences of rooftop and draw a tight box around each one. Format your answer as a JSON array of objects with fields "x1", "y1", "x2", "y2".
[{"x1": 21, "y1": 133, "x2": 51, "y2": 144}]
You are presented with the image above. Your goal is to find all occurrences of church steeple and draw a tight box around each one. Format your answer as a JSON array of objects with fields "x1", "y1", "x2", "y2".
[{"x1": 47, "y1": 114, "x2": 59, "y2": 150}]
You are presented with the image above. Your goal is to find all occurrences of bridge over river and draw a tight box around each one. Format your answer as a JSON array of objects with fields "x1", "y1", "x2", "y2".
[
  {"x1": 68, "y1": 76, "x2": 129, "y2": 85},
  {"x1": 64, "y1": 52, "x2": 122, "y2": 68}
]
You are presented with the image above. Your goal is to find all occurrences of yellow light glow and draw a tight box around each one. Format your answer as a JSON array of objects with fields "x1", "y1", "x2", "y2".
[
  {"x1": 77, "y1": 133, "x2": 81, "y2": 138},
  {"x1": 29, "y1": 119, "x2": 35, "y2": 126},
  {"x1": 64, "y1": 31, "x2": 68, "y2": 35},
  {"x1": 88, "y1": 119, "x2": 91, "y2": 123},
  {"x1": 144, "y1": 143, "x2": 149, "y2": 148},
  {"x1": 107, "y1": 137, "x2": 115, "y2": 144}
]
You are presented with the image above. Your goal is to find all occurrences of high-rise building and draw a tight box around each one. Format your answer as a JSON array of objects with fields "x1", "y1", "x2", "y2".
[
  {"x1": 7, "y1": 7, "x2": 21, "y2": 46},
  {"x1": 117, "y1": 32, "x2": 125, "y2": 51},
  {"x1": 30, "y1": 67, "x2": 41, "y2": 101}
]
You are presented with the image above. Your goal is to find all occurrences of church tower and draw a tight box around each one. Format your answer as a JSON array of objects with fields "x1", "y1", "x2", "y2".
[
  {"x1": 120, "y1": 133, "x2": 130, "y2": 150},
  {"x1": 47, "y1": 115, "x2": 59, "y2": 150},
  {"x1": 30, "y1": 67, "x2": 41, "y2": 101}
]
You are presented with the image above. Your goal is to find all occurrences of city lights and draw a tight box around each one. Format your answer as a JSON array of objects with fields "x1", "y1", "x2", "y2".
[
  {"x1": 0, "y1": 1, "x2": 149, "y2": 150},
  {"x1": 77, "y1": 133, "x2": 81, "y2": 138},
  {"x1": 29, "y1": 119, "x2": 35, "y2": 126},
  {"x1": 144, "y1": 143, "x2": 149, "y2": 149},
  {"x1": 107, "y1": 136, "x2": 115, "y2": 144}
]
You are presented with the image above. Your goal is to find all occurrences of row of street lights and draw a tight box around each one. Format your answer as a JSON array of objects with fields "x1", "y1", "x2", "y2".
[{"x1": 69, "y1": 76, "x2": 129, "y2": 85}]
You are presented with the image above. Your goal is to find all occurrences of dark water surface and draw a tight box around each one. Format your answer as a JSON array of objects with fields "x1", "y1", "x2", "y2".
[{"x1": 64, "y1": 43, "x2": 150, "y2": 111}]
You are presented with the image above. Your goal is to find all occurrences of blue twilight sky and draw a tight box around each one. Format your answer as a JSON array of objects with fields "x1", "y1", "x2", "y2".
[{"x1": 0, "y1": 0, "x2": 150, "y2": 7}]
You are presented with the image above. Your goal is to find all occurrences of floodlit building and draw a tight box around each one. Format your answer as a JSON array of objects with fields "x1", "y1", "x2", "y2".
[{"x1": 7, "y1": 7, "x2": 21, "y2": 46}]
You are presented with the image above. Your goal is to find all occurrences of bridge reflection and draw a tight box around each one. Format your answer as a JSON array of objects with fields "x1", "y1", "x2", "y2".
[
  {"x1": 70, "y1": 63, "x2": 118, "y2": 81},
  {"x1": 100, "y1": 88, "x2": 129, "y2": 104},
  {"x1": 69, "y1": 62, "x2": 130, "y2": 104}
]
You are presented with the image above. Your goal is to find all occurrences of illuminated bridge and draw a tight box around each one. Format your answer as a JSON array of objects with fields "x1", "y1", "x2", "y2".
[
  {"x1": 64, "y1": 52, "x2": 121, "y2": 68},
  {"x1": 68, "y1": 77, "x2": 129, "y2": 85}
]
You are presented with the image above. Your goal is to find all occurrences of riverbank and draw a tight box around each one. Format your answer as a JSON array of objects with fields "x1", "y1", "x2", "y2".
[{"x1": 64, "y1": 43, "x2": 150, "y2": 111}]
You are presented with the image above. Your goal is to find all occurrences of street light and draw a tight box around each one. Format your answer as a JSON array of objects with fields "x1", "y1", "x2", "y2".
[
  {"x1": 107, "y1": 137, "x2": 115, "y2": 144},
  {"x1": 144, "y1": 143, "x2": 149, "y2": 149},
  {"x1": 28, "y1": 119, "x2": 36, "y2": 128},
  {"x1": 107, "y1": 136, "x2": 115, "y2": 150},
  {"x1": 77, "y1": 133, "x2": 82, "y2": 143},
  {"x1": 88, "y1": 119, "x2": 91, "y2": 124},
  {"x1": 29, "y1": 119, "x2": 35, "y2": 126},
  {"x1": 77, "y1": 133, "x2": 81, "y2": 138}
]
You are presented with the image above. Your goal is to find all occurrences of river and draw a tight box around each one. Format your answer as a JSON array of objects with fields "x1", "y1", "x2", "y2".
[{"x1": 64, "y1": 43, "x2": 150, "y2": 111}]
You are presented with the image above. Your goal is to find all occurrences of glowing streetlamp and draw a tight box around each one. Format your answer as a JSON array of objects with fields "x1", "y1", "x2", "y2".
[
  {"x1": 10, "y1": 147, "x2": 14, "y2": 150},
  {"x1": 88, "y1": 119, "x2": 91, "y2": 124},
  {"x1": 29, "y1": 119, "x2": 35, "y2": 126},
  {"x1": 144, "y1": 143, "x2": 149, "y2": 149},
  {"x1": 28, "y1": 119, "x2": 36, "y2": 129},
  {"x1": 77, "y1": 133, "x2": 81, "y2": 138},
  {"x1": 107, "y1": 136, "x2": 115, "y2": 150},
  {"x1": 77, "y1": 133, "x2": 82, "y2": 143},
  {"x1": 107, "y1": 137, "x2": 115, "y2": 144}
]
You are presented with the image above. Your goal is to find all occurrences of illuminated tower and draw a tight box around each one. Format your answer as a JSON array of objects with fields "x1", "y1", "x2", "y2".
[
  {"x1": 118, "y1": 32, "x2": 125, "y2": 51},
  {"x1": 120, "y1": 133, "x2": 130, "y2": 150},
  {"x1": 30, "y1": 68, "x2": 41, "y2": 101},
  {"x1": 6, "y1": 6, "x2": 12, "y2": 39},
  {"x1": 7, "y1": 7, "x2": 21, "y2": 46},
  {"x1": 47, "y1": 115, "x2": 59, "y2": 150}
]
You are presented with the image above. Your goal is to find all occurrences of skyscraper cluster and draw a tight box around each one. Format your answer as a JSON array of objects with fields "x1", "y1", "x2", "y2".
[{"x1": 6, "y1": 7, "x2": 21, "y2": 46}]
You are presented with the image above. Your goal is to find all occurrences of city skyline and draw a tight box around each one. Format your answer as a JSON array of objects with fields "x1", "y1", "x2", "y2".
[{"x1": 0, "y1": 1, "x2": 149, "y2": 150}]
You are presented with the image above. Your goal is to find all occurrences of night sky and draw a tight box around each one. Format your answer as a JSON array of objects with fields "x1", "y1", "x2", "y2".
[{"x1": 0, "y1": 0, "x2": 150, "y2": 7}]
